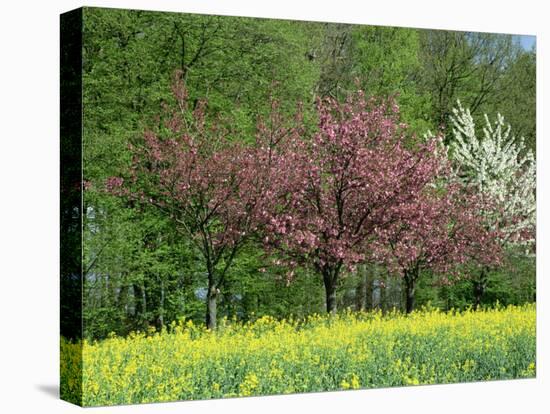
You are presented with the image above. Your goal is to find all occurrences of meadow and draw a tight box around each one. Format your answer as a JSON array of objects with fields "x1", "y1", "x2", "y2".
[{"x1": 61, "y1": 304, "x2": 536, "y2": 406}]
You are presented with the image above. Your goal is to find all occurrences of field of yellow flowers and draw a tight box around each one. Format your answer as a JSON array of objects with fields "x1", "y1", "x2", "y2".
[{"x1": 61, "y1": 304, "x2": 536, "y2": 406}]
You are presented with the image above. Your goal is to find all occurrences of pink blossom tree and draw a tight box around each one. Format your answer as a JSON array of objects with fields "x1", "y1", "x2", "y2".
[
  {"x1": 260, "y1": 92, "x2": 448, "y2": 314},
  {"x1": 107, "y1": 72, "x2": 276, "y2": 329},
  {"x1": 373, "y1": 182, "x2": 502, "y2": 313}
]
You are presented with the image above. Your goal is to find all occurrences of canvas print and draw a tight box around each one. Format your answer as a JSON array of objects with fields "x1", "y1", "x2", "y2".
[{"x1": 60, "y1": 6, "x2": 536, "y2": 407}]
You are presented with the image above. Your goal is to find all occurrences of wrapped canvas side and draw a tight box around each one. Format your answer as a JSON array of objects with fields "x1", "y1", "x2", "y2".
[{"x1": 60, "y1": 7, "x2": 83, "y2": 407}]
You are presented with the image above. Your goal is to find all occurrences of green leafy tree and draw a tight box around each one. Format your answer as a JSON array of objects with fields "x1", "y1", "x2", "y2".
[{"x1": 419, "y1": 31, "x2": 518, "y2": 138}]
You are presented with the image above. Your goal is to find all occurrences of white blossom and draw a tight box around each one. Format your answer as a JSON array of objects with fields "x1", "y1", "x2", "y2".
[{"x1": 449, "y1": 100, "x2": 536, "y2": 252}]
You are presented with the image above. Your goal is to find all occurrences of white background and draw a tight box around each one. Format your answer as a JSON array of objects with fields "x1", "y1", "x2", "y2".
[{"x1": 0, "y1": 0, "x2": 548, "y2": 412}]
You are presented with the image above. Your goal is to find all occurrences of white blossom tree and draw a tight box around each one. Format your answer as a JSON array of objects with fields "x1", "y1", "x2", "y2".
[{"x1": 448, "y1": 101, "x2": 536, "y2": 306}]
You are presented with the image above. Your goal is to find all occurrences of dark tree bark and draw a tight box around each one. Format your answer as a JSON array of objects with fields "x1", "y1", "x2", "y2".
[
  {"x1": 324, "y1": 281, "x2": 337, "y2": 314},
  {"x1": 378, "y1": 272, "x2": 387, "y2": 312},
  {"x1": 356, "y1": 265, "x2": 374, "y2": 310},
  {"x1": 405, "y1": 282, "x2": 415, "y2": 314},
  {"x1": 355, "y1": 265, "x2": 367, "y2": 311},
  {"x1": 117, "y1": 283, "x2": 129, "y2": 317},
  {"x1": 158, "y1": 277, "x2": 165, "y2": 329},
  {"x1": 202, "y1": 244, "x2": 240, "y2": 330},
  {"x1": 143, "y1": 274, "x2": 164, "y2": 331},
  {"x1": 322, "y1": 267, "x2": 339, "y2": 314},
  {"x1": 133, "y1": 282, "x2": 147, "y2": 330},
  {"x1": 473, "y1": 267, "x2": 488, "y2": 309},
  {"x1": 206, "y1": 277, "x2": 218, "y2": 330},
  {"x1": 365, "y1": 266, "x2": 374, "y2": 310},
  {"x1": 404, "y1": 269, "x2": 418, "y2": 314}
]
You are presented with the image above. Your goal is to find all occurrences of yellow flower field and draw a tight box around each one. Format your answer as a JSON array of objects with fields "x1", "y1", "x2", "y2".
[{"x1": 61, "y1": 304, "x2": 536, "y2": 406}]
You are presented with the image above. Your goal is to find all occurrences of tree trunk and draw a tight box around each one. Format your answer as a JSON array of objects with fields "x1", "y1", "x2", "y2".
[
  {"x1": 144, "y1": 274, "x2": 162, "y2": 330},
  {"x1": 366, "y1": 266, "x2": 374, "y2": 310},
  {"x1": 117, "y1": 284, "x2": 129, "y2": 317},
  {"x1": 404, "y1": 272, "x2": 416, "y2": 314},
  {"x1": 323, "y1": 268, "x2": 338, "y2": 314},
  {"x1": 325, "y1": 282, "x2": 337, "y2": 314},
  {"x1": 355, "y1": 265, "x2": 367, "y2": 311},
  {"x1": 380, "y1": 272, "x2": 391, "y2": 313},
  {"x1": 133, "y1": 283, "x2": 145, "y2": 319},
  {"x1": 206, "y1": 277, "x2": 218, "y2": 330},
  {"x1": 473, "y1": 267, "x2": 487, "y2": 309},
  {"x1": 158, "y1": 278, "x2": 165, "y2": 329}
]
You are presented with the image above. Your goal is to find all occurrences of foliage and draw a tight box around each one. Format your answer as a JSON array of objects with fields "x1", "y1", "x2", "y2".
[
  {"x1": 351, "y1": 26, "x2": 432, "y2": 134},
  {"x1": 374, "y1": 180, "x2": 502, "y2": 312},
  {"x1": 488, "y1": 50, "x2": 536, "y2": 153},
  {"x1": 262, "y1": 92, "x2": 452, "y2": 313},
  {"x1": 450, "y1": 101, "x2": 536, "y2": 250},
  {"x1": 418, "y1": 31, "x2": 519, "y2": 137},
  {"x1": 108, "y1": 73, "x2": 277, "y2": 329},
  {"x1": 60, "y1": 304, "x2": 535, "y2": 406},
  {"x1": 76, "y1": 7, "x2": 536, "y2": 339}
]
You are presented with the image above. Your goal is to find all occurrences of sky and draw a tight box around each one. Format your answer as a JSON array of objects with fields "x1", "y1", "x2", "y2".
[{"x1": 517, "y1": 35, "x2": 536, "y2": 51}]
